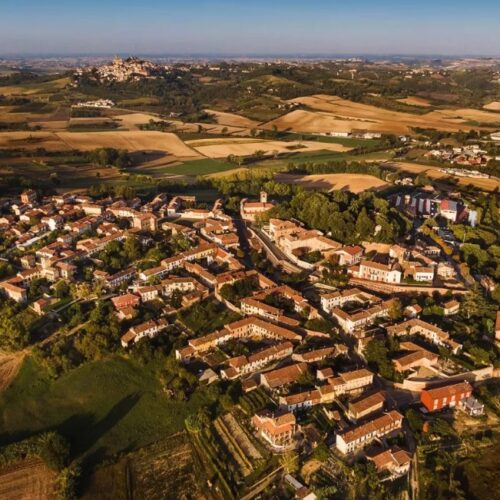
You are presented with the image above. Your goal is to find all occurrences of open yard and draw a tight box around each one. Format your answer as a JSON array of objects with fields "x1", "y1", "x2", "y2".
[
  {"x1": 275, "y1": 173, "x2": 388, "y2": 193},
  {"x1": 261, "y1": 94, "x2": 495, "y2": 135},
  {"x1": 0, "y1": 458, "x2": 57, "y2": 500}
]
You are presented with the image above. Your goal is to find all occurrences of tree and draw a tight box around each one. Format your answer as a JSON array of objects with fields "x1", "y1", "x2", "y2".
[
  {"x1": 54, "y1": 280, "x2": 69, "y2": 299},
  {"x1": 356, "y1": 208, "x2": 375, "y2": 240},
  {"x1": 280, "y1": 451, "x2": 299, "y2": 474}
]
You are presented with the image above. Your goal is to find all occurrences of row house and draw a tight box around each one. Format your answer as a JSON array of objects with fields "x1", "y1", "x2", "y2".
[
  {"x1": 347, "y1": 391, "x2": 386, "y2": 421},
  {"x1": 336, "y1": 410, "x2": 404, "y2": 454},
  {"x1": 96, "y1": 267, "x2": 136, "y2": 289},
  {"x1": 387, "y1": 318, "x2": 462, "y2": 354},
  {"x1": 183, "y1": 262, "x2": 217, "y2": 288},
  {"x1": 121, "y1": 318, "x2": 168, "y2": 348},
  {"x1": 323, "y1": 368, "x2": 374, "y2": 398},
  {"x1": 178, "y1": 316, "x2": 301, "y2": 359},
  {"x1": 221, "y1": 342, "x2": 293, "y2": 379},
  {"x1": 139, "y1": 265, "x2": 170, "y2": 282}
]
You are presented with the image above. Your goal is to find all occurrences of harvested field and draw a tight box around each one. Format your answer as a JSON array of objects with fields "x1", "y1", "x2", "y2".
[
  {"x1": 205, "y1": 109, "x2": 261, "y2": 128},
  {"x1": 263, "y1": 94, "x2": 484, "y2": 135},
  {"x1": 275, "y1": 173, "x2": 388, "y2": 193},
  {"x1": 391, "y1": 161, "x2": 500, "y2": 192},
  {"x1": 483, "y1": 101, "x2": 500, "y2": 111},
  {"x1": 0, "y1": 351, "x2": 26, "y2": 393},
  {"x1": 0, "y1": 457, "x2": 57, "y2": 500},
  {"x1": 114, "y1": 112, "x2": 162, "y2": 129},
  {"x1": 0, "y1": 130, "x2": 201, "y2": 159},
  {"x1": 191, "y1": 138, "x2": 350, "y2": 158},
  {"x1": 426, "y1": 108, "x2": 500, "y2": 124},
  {"x1": 0, "y1": 131, "x2": 71, "y2": 152},
  {"x1": 396, "y1": 96, "x2": 432, "y2": 107}
]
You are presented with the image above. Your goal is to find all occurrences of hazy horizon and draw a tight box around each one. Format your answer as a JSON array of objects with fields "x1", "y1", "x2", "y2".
[{"x1": 2, "y1": 0, "x2": 500, "y2": 57}]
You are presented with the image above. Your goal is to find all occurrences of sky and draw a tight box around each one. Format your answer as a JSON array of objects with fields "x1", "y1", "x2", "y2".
[{"x1": 1, "y1": 0, "x2": 500, "y2": 57}]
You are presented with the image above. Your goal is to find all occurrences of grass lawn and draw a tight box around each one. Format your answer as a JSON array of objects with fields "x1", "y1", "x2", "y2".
[
  {"x1": 178, "y1": 298, "x2": 242, "y2": 335},
  {"x1": 0, "y1": 355, "x2": 212, "y2": 466},
  {"x1": 165, "y1": 158, "x2": 236, "y2": 176}
]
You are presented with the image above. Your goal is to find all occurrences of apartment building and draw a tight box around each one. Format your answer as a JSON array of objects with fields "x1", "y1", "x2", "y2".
[{"x1": 336, "y1": 410, "x2": 404, "y2": 454}]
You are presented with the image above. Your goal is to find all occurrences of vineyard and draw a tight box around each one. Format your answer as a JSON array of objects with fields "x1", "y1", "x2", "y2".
[{"x1": 188, "y1": 410, "x2": 272, "y2": 499}]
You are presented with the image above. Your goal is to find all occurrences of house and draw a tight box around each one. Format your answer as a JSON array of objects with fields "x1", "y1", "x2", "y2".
[
  {"x1": 335, "y1": 410, "x2": 404, "y2": 454},
  {"x1": 260, "y1": 362, "x2": 308, "y2": 389},
  {"x1": 121, "y1": 318, "x2": 168, "y2": 348},
  {"x1": 136, "y1": 285, "x2": 162, "y2": 302},
  {"x1": 0, "y1": 279, "x2": 27, "y2": 303},
  {"x1": 240, "y1": 191, "x2": 275, "y2": 222},
  {"x1": 393, "y1": 343, "x2": 439, "y2": 373},
  {"x1": 357, "y1": 260, "x2": 402, "y2": 284},
  {"x1": 367, "y1": 447, "x2": 412, "y2": 478},
  {"x1": 252, "y1": 411, "x2": 298, "y2": 450},
  {"x1": 21, "y1": 189, "x2": 37, "y2": 205},
  {"x1": 443, "y1": 300, "x2": 460, "y2": 316},
  {"x1": 348, "y1": 392, "x2": 386, "y2": 421},
  {"x1": 458, "y1": 396, "x2": 484, "y2": 416},
  {"x1": 332, "y1": 245, "x2": 364, "y2": 266},
  {"x1": 279, "y1": 389, "x2": 322, "y2": 413},
  {"x1": 111, "y1": 293, "x2": 140, "y2": 311},
  {"x1": 420, "y1": 381, "x2": 472, "y2": 412},
  {"x1": 404, "y1": 304, "x2": 422, "y2": 318},
  {"x1": 321, "y1": 368, "x2": 374, "y2": 400}
]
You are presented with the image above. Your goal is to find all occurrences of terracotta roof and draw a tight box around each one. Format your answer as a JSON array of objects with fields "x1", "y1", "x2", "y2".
[{"x1": 339, "y1": 410, "x2": 403, "y2": 444}]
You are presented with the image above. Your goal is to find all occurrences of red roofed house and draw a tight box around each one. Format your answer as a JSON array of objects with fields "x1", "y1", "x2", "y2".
[
  {"x1": 252, "y1": 411, "x2": 298, "y2": 450},
  {"x1": 420, "y1": 381, "x2": 472, "y2": 412}
]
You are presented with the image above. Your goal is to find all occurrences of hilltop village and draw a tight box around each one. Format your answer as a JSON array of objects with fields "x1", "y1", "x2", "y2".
[{"x1": 0, "y1": 179, "x2": 498, "y2": 499}]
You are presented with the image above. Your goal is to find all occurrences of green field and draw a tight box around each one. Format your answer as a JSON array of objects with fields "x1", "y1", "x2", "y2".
[
  {"x1": 0, "y1": 355, "x2": 212, "y2": 465},
  {"x1": 164, "y1": 158, "x2": 237, "y2": 176}
]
